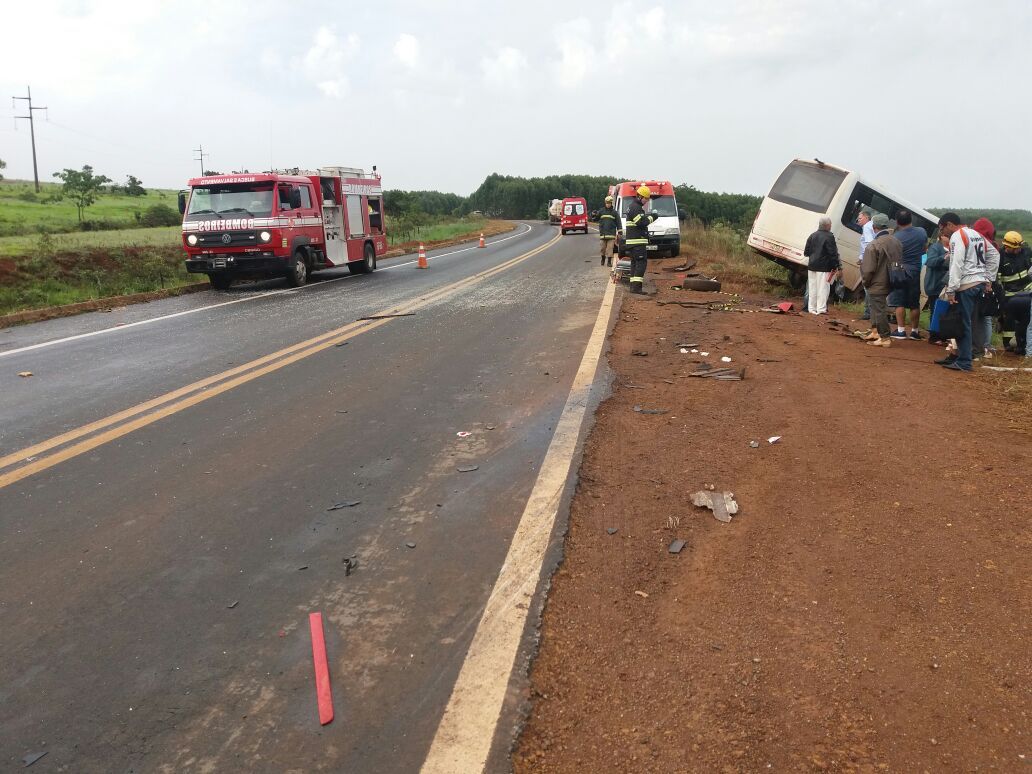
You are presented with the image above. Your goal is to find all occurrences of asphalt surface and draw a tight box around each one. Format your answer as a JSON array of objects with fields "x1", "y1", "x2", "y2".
[{"x1": 0, "y1": 223, "x2": 615, "y2": 772}]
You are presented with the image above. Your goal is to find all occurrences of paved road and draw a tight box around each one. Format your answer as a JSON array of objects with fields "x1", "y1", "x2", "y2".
[{"x1": 0, "y1": 223, "x2": 616, "y2": 772}]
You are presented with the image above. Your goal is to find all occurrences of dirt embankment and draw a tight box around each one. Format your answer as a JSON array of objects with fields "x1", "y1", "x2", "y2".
[{"x1": 515, "y1": 253, "x2": 1031, "y2": 772}]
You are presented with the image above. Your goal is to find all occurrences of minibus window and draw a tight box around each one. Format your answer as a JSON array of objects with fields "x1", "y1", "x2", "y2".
[{"x1": 769, "y1": 162, "x2": 847, "y2": 213}]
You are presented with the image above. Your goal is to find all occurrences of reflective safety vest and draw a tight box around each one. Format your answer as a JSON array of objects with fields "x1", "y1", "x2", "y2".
[
  {"x1": 624, "y1": 199, "x2": 657, "y2": 246},
  {"x1": 598, "y1": 207, "x2": 619, "y2": 237},
  {"x1": 999, "y1": 246, "x2": 1032, "y2": 296}
]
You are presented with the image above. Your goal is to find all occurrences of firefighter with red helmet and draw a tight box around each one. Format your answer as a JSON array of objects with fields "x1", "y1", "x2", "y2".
[{"x1": 624, "y1": 185, "x2": 659, "y2": 294}]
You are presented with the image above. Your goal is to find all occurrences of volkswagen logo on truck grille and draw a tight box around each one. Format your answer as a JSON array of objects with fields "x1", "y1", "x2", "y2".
[{"x1": 221, "y1": 233, "x2": 232, "y2": 244}]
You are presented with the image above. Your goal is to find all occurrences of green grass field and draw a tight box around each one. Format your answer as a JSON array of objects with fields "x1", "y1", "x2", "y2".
[
  {"x1": 0, "y1": 179, "x2": 182, "y2": 237},
  {"x1": 0, "y1": 226, "x2": 181, "y2": 257}
]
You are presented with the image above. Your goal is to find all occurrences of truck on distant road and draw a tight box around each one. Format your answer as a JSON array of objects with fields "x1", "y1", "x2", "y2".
[
  {"x1": 178, "y1": 166, "x2": 387, "y2": 290},
  {"x1": 547, "y1": 199, "x2": 563, "y2": 225}
]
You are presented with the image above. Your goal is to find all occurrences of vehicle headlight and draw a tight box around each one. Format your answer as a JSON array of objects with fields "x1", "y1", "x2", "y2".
[
  {"x1": 259, "y1": 231, "x2": 272, "y2": 243},
  {"x1": 186, "y1": 234, "x2": 198, "y2": 246},
  {"x1": 665, "y1": 227, "x2": 680, "y2": 236}
]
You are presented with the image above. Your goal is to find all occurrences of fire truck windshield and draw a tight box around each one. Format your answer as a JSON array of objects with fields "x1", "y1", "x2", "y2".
[{"x1": 186, "y1": 185, "x2": 274, "y2": 220}]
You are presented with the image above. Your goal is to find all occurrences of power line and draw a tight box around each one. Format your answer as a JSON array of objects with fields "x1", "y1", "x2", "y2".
[
  {"x1": 12, "y1": 86, "x2": 48, "y2": 192},
  {"x1": 193, "y1": 145, "x2": 209, "y2": 177}
]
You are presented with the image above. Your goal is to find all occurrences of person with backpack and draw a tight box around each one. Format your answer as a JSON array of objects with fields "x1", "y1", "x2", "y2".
[{"x1": 935, "y1": 213, "x2": 1001, "y2": 371}]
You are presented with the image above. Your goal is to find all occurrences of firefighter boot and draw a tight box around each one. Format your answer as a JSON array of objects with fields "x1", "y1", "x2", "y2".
[
  {"x1": 600, "y1": 254, "x2": 606, "y2": 266},
  {"x1": 606, "y1": 256, "x2": 613, "y2": 267}
]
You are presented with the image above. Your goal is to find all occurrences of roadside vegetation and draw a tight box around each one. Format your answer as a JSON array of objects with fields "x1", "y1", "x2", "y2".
[{"x1": 680, "y1": 220, "x2": 790, "y2": 294}]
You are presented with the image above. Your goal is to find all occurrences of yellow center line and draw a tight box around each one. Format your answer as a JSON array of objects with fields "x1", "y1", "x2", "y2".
[{"x1": 0, "y1": 233, "x2": 560, "y2": 491}]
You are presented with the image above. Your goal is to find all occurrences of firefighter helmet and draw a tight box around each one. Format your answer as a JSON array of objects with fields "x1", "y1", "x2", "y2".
[
  {"x1": 1003, "y1": 231, "x2": 1024, "y2": 249},
  {"x1": 635, "y1": 185, "x2": 651, "y2": 199},
  {"x1": 604, "y1": 195, "x2": 613, "y2": 203}
]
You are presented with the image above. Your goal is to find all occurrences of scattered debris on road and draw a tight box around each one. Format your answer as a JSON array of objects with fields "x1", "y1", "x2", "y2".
[
  {"x1": 308, "y1": 612, "x2": 334, "y2": 726},
  {"x1": 720, "y1": 356, "x2": 732, "y2": 363},
  {"x1": 297, "y1": 565, "x2": 309, "y2": 571},
  {"x1": 631, "y1": 350, "x2": 649, "y2": 357},
  {"x1": 457, "y1": 465, "x2": 479, "y2": 473},
  {"x1": 768, "y1": 436, "x2": 781, "y2": 444},
  {"x1": 606, "y1": 528, "x2": 618, "y2": 535},
  {"x1": 688, "y1": 366, "x2": 744, "y2": 381},
  {"x1": 343, "y1": 557, "x2": 357, "y2": 576},
  {"x1": 749, "y1": 440, "x2": 760, "y2": 448},
  {"x1": 405, "y1": 541, "x2": 417, "y2": 549},
  {"x1": 668, "y1": 539, "x2": 686, "y2": 554},
  {"x1": 18, "y1": 371, "x2": 33, "y2": 378},
  {"x1": 633, "y1": 405, "x2": 668, "y2": 415},
  {"x1": 690, "y1": 490, "x2": 740, "y2": 523},
  {"x1": 227, "y1": 600, "x2": 239, "y2": 609},
  {"x1": 634, "y1": 590, "x2": 649, "y2": 598},
  {"x1": 356, "y1": 313, "x2": 417, "y2": 321},
  {"x1": 327, "y1": 500, "x2": 361, "y2": 511},
  {"x1": 22, "y1": 751, "x2": 48, "y2": 767},
  {"x1": 456, "y1": 431, "x2": 472, "y2": 438}
]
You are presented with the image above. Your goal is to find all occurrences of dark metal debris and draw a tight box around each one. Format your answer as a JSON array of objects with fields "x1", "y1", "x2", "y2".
[
  {"x1": 327, "y1": 500, "x2": 362, "y2": 511},
  {"x1": 405, "y1": 542, "x2": 416, "y2": 549},
  {"x1": 631, "y1": 350, "x2": 649, "y2": 357},
  {"x1": 606, "y1": 527, "x2": 618, "y2": 535},
  {"x1": 668, "y1": 539, "x2": 686, "y2": 554},
  {"x1": 457, "y1": 465, "x2": 479, "y2": 473},
  {"x1": 227, "y1": 600, "x2": 239, "y2": 609},
  {"x1": 633, "y1": 405, "x2": 668, "y2": 415},
  {"x1": 356, "y1": 313, "x2": 416, "y2": 321}
]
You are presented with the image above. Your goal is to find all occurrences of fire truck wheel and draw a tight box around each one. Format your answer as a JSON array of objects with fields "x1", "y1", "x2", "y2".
[
  {"x1": 286, "y1": 251, "x2": 309, "y2": 287},
  {"x1": 350, "y1": 243, "x2": 376, "y2": 274},
  {"x1": 208, "y1": 274, "x2": 233, "y2": 291}
]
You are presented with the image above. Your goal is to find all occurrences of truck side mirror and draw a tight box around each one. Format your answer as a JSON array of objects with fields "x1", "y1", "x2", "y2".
[
  {"x1": 178, "y1": 191, "x2": 187, "y2": 215},
  {"x1": 290, "y1": 188, "x2": 302, "y2": 210}
]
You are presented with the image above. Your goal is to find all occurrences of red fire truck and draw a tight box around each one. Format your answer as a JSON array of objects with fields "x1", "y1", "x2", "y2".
[{"x1": 178, "y1": 166, "x2": 388, "y2": 290}]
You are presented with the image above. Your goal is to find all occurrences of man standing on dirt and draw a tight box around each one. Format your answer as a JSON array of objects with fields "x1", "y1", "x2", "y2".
[
  {"x1": 804, "y1": 216, "x2": 841, "y2": 315},
  {"x1": 860, "y1": 213, "x2": 899, "y2": 348},
  {"x1": 625, "y1": 185, "x2": 660, "y2": 294},
  {"x1": 857, "y1": 208, "x2": 876, "y2": 320},
  {"x1": 889, "y1": 210, "x2": 928, "y2": 340},
  {"x1": 935, "y1": 212, "x2": 1000, "y2": 372},
  {"x1": 598, "y1": 195, "x2": 619, "y2": 267}
]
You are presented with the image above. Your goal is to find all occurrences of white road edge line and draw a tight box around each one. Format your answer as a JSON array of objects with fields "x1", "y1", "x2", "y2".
[
  {"x1": 420, "y1": 276, "x2": 617, "y2": 774},
  {"x1": 0, "y1": 223, "x2": 535, "y2": 359}
]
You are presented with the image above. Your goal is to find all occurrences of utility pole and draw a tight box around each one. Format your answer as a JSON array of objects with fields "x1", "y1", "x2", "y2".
[
  {"x1": 193, "y1": 145, "x2": 209, "y2": 177},
  {"x1": 12, "y1": 86, "x2": 47, "y2": 193}
]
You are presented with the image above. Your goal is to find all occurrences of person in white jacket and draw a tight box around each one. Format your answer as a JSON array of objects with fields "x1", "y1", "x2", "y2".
[{"x1": 935, "y1": 212, "x2": 1000, "y2": 372}]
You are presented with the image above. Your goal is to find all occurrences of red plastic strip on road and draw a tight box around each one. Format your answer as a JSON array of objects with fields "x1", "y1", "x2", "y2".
[{"x1": 309, "y1": 612, "x2": 334, "y2": 725}]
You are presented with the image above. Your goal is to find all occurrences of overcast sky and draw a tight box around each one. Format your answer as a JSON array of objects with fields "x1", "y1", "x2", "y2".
[{"x1": 2, "y1": 0, "x2": 1029, "y2": 208}]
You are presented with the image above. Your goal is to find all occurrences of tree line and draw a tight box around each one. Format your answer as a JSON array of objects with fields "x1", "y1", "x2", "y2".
[{"x1": 459, "y1": 173, "x2": 764, "y2": 232}]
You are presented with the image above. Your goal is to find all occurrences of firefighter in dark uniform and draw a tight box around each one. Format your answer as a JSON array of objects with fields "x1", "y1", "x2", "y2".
[
  {"x1": 624, "y1": 185, "x2": 660, "y2": 293},
  {"x1": 598, "y1": 195, "x2": 619, "y2": 267}
]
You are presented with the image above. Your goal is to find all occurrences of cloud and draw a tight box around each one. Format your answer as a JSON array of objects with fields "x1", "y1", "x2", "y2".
[
  {"x1": 553, "y1": 19, "x2": 593, "y2": 89},
  {"x1": 297, "y1": 25, "x2": 360, "y2": 99},
  {"x1": 394, "y1": 33, "x2": 421, "y2": 68},
  {"x1": 481, "y1": 46, "x2": 529, "y2": 89}
]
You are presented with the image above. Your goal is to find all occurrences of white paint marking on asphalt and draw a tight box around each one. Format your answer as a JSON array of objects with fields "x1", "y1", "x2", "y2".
[
  {"x1": 0, "y1": 224, "x2": 534, "y2": 359},
  {"x1": 420, "y1": 276, "x2": 617, "y2": 774}
]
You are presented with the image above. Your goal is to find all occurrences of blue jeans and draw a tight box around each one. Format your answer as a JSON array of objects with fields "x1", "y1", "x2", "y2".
[
  {"x1": 955, "y1": 286, "x2": 984, "y2": 370},
  {"x1": 1027, "y1": 314, "x2": 1032, "y2": 357}
]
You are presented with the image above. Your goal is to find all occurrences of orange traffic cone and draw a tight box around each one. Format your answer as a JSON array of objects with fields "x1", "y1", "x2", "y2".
[
  {"x1": 478, "y1": 233, "x2": 486, "y2": 249},
  {"x1": 417, "y1": 242, "x2": 428, "y2": 269}
]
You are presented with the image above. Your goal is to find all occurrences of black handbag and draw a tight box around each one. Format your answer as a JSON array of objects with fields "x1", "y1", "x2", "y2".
[
  {"x1": 888, "y1": 258, "x2": 909, "y2": 290},
  {"x1": 937, "y1": 302, "x2": 965, "y2": 339}
]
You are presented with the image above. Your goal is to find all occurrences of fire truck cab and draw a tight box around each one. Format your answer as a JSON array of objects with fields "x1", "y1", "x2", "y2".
[{"x1": 179, "y1": 166, "x2": 387, "y2": 290}]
